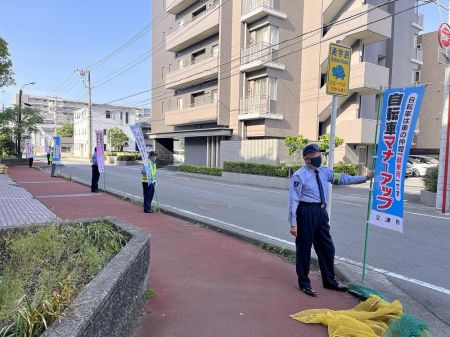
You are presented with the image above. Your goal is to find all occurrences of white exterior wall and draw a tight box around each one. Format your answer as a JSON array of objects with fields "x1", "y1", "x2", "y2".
[{"x1": 74, "y1": 107, "x2": 138, "y2": 158}]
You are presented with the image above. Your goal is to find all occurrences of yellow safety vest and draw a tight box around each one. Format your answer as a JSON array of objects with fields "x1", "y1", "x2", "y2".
[{"x1": 141, "y1": 160, "x2": 157, "y2": 183}]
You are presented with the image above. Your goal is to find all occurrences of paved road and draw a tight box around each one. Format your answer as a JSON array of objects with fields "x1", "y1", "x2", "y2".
[{"x1": 50, "y1": 162, "x2": 450, "y2": 327}]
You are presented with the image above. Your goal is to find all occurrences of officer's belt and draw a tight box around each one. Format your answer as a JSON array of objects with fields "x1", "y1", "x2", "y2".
[{"x1": 299, "y1": 201, "x2": 326, "y2": 208}]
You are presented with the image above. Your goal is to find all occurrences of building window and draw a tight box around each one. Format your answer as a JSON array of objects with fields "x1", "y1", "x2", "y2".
[
  {"x1": 192, "y1": 49, "x2": 206, "y2": 63},
  {"x1": 120, "y1": 111, "x2": 123, "y2": 120},
  {"x1": 103, "y1": 129, "x2": 107, "y2": 135},
  {"x1": 377, "y1": 55, "x2": 386, "y2": 67},
  {"x1": 412, "y1": 70, "x2": 421, "y2": 83},
  {"x1": 177, "y1": 58, "x2": 185, "y2": 70},
  {"x1": 212, "y1": 44, "x2": 219, "y2": 56},
  {"x1": 192, "y1": 5, "x2": 206, "y2": 19},
  {"x1": 211, "y1": 89, "x2": 218, "y2": 102},
  {"x1": 253, "y1": 25, "x2": 279, "y2": 48},
  {"x1": 177, "y1": 97, "x2": 184, "y2": 110},
  {"x1": 125, "y1": 112, "x2": 129, "y2": 124},
  {"x1": 106, "y1": 110, "x2": 111, "y2": 119},
  {"x1": 191, "y1": 91, "x2": 206, "y2": 106},
  {"x1": 247, "y1": 77, "x2": 277, "y2": 100}
]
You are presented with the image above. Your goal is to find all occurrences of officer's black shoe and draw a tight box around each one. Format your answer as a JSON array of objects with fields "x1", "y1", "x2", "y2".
[
  {"x1": 300, "y1": 287, "x2": 317, "y2": 297},
  {"x1": 144, "y1": 210, "x2": 154, "y2": 213},
  {"x1": 324, "y1": 284, "x2": 348, "y2": 292}
]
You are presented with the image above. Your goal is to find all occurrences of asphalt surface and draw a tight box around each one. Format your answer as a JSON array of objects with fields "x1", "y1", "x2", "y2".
[{"x1": 49, "y1": 162, "x2": 450, "y2": 328}]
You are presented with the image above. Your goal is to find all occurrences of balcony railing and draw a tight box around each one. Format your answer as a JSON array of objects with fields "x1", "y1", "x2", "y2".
[
  {"x1": 239, "y1": 96, "x2": 282, "y2": 120},
  {"x1": 411, "y1": 48, "x2": 423, "y2": 64},
  {"x1": 241, "y1": 42, "x2": 276, "y2": 65},
  {"x1": 242, "y1": 0, "x2": 274, "y2": 15},
  {"x1": 170, "y1": 53, "x2": 218, "y2": 73},
  {"x1": 169, "y1": 0, "x2": 219, "y2": 36},
  {"x1": 168, "y1": 97, "x2": 218, "y2": 112}
]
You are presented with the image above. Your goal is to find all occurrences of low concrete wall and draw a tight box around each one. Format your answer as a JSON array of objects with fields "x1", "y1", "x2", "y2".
[
  {"x1": 0, "y1": 158, "x2": 29, "y2": 166},
  {"x1": 420, "y1": 189, "x2": 436, "y2": 207},
  {"x1": 41, "y1": 217, "x2": 150, "y2": 337},
  {"x1": 117, "y1": 160, "x2": 138, "y2": 166}
]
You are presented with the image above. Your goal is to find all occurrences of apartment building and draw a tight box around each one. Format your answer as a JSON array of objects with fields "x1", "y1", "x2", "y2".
[
  {"x1": 12, "y1": 95, "x2": 84, "y2": 154},
  {"x1": 73, "y1": 105, "x2": 149, "y2": 158},
  {"x1": 151, "y1": 0, "x2": 423, "y2": 168},
  {"x1": 411, "y1": 31, "x2": 445, "y2": 155}
]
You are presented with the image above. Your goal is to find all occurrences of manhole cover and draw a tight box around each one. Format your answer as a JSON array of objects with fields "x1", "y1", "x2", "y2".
[{"x1": 198, "y1": 203, "x2": 231, "y2": 210}]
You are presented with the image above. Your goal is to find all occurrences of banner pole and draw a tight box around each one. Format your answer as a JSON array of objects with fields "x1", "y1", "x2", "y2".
[
  {"x1": 362, "y1": 89, "x2": 383, "y2": 282},
  {"x1": 103, "y1": 169, "x2": 106, "y2": 192},
  {"x1": 154, "y1": 184, "x2": 161, "y2": 212}
]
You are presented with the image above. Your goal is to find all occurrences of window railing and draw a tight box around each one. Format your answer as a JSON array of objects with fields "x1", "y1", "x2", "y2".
[
  {"x1": 168, "y1": 0, "x2": 219, "y2": 36},
  {"x1": 168, "y1": 96, "x2": 218, "y2": 111},
  {"x1": 413, "y1": 48, "x2": 423, "y2": 63},
  {"x1": 240, "y1": 95, "x2": 273, "y2": 115},
  {"x1": 242, "y1": 0, "x2": 274, "y2": 15},
  {"x1": 241, "y1": 42, "x2": 278, "y2": 65}
]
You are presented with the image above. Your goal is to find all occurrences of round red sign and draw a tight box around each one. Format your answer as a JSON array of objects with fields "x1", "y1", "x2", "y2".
[{"x1": 439, "y1": 23, "x2": 450, "y2": 49}]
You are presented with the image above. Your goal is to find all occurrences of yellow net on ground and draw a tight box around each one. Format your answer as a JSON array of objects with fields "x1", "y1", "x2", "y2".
[{"x1": 290, "y1": 295, "x2": 403, "y2": 337}]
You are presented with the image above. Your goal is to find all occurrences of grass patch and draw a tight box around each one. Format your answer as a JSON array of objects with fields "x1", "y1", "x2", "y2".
[
  {"x1": 259, "y1": 243, "x2": 296, "y2": 263},
  {"x1": 145, "y1": 289, "x2": 156, "y2": 299},
  {"x1": 0, "y1": 222, "x2": 129, "y2": 337}
]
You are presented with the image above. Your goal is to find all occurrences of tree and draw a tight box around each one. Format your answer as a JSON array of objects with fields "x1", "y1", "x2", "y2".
[
  {"x1": 284, "y1": 135, "x2": 308, "y2": 164},
  {"x1": 318, "y1": 134, "x2": 344, "y2": 154},
  {"x1": 0, "y1": 37, "x2": 15, "y2": 88},
  {"x1": 56, "y1": 123, "x2": 73, "y2": 137},
  {"x1": 107, "y1": 127, "x2": 128, "y2": 151},
  {"x1": 0, "y1": 106, "x2": 43, "y2": 157}
]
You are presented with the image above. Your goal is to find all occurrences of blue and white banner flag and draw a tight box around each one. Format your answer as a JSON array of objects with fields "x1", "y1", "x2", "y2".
[
  {"x1": 53, "y1": 136, "x2": 61, "y2": 164},
  {"x1": 369, "y1": 86, "x2": 425, "y2": 233}
]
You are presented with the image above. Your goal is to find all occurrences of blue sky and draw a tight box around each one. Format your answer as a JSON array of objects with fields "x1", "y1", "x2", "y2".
[{"x1": 0, "y1": 1, "x2": 447, "y2": 109}]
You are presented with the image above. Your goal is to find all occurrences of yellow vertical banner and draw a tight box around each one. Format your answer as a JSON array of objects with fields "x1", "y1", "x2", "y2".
[{"x1": 326, "y1": 43, "x2": 352, "y2": 96}]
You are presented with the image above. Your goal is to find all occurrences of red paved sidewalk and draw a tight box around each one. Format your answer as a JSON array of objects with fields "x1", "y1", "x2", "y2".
[{"x1": 8, "y1": 167, "x2": 358, "y2": 337}]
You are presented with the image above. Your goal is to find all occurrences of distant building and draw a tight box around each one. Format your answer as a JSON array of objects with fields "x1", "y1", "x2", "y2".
[
  {"x1": 412, "y1": 31, "x2": 445, "y2": 156},
  {"x1": 73, "y1": 105, "x2": 149, "y2": 158}
]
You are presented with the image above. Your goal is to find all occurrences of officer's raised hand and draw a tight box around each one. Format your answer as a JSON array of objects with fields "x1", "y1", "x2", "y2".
[{"x1": 365, "y1": 170, "x2": 374, "y2": 180}]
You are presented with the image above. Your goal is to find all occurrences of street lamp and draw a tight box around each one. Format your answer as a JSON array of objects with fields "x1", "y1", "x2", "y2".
[{"x1": 17, "y1": 81, "x2": 36, "y2": 158}]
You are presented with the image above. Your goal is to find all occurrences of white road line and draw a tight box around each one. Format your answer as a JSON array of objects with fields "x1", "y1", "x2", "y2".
[{"x1": 158, "y1": 204, "x2": 450, "y2": 296}]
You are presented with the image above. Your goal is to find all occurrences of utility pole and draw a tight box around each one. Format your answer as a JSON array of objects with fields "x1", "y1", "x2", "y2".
[
  {"x1": 16, "y1": 82, "x2": 36, "y2": 158},
  {"x1": 77, "y1": 69, "x2": 92, "y2": 158}
]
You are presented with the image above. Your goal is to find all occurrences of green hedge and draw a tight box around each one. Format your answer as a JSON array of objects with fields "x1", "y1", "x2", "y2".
[
  {"x1": 117, "y1": 155, "x2": 137, "y2": 161},
  {"x1": 106, "y1": 152, "x2": 142, "y2": 160},
  {"x1": 424, "y1": 166, "x2": 438, "y2": 193},
  {"x1": 333, "y1": 164, "x2": 358, "y2": 176},
  {"x1": 222, "y1": 162, "x2": 358, "y2": 177},
  {"x1": 223, "y1": 161, "x2": 301, "y2": 177},
  {"x1": 178, "y1": 164, "x2": 222, "y2": 176}
]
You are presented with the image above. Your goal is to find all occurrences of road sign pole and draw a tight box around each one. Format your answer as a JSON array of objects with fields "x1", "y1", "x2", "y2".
[{"x1": 327, "y1": 95, "x2": 338, "y2": 213}]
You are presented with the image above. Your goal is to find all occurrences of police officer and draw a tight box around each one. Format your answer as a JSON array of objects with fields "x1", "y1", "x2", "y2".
[
  {"x1": 288, "y1": 144, "x2": 373, "y2": 297},
  {"x1": 91, "y1": 147, "x2": 100, "y2": 193},
  {"x1": 141, "y1": 150, "x2": 157, "y2": 213}
]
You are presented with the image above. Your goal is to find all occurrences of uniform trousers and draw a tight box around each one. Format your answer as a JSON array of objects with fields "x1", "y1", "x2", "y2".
[
  {"x1": 91, "y1": 164, "x2": 100, "y2": 192},
  {"x1": 142, "y1": 182, "x2": 155, "y2": 212},
  {"x1": 295, "y1": 202, "x2": 339, "y2": 289}
]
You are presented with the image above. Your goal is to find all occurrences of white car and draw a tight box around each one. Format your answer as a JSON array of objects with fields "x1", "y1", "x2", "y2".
[
  {"x1": 407, "y1": 157, "x2": 429, "y2": 177},
  {"x1": 409, "y1": 155, "x2": 439, "y2": 168}
]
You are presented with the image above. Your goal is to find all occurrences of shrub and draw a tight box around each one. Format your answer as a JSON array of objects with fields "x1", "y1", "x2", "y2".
[
  {"x1": 117, "y1": 155, "x2": 137, "y2": 161},
  {"x1": 333, "y1": 164, "x2": 358, "y2": 176},
  {"x1": 223, "y1": 161, "x2": 299, "y2": 177},
  {"x1": 222, "y1": 161, "x2": 357, "y2": 177},
  {"x1": 107, "y1": 152, "x2": 141, "y2": 160},
  {"x1": 424, "y1": 166, "x2": 438, "y2": 193},
  {"x1": 179, "y1": 164, "x2": 222, "y2": 176}
]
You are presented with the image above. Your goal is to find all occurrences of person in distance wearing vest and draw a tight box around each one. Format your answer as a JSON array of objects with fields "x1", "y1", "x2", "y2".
[{"x1": 141, "y1": 150, "x2": 157, "y2": 213}]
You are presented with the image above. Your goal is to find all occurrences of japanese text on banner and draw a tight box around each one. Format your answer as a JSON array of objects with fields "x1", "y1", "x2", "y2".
[
  {"x1": 369, "y1": 86, "x2": 425, "y2": 233},
  {"x1": 130, "y1": 124, "x2": 150, "y2": 181},
  {"x1": 95, "y1": 130, "x2": 105, "y2": 173}
]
